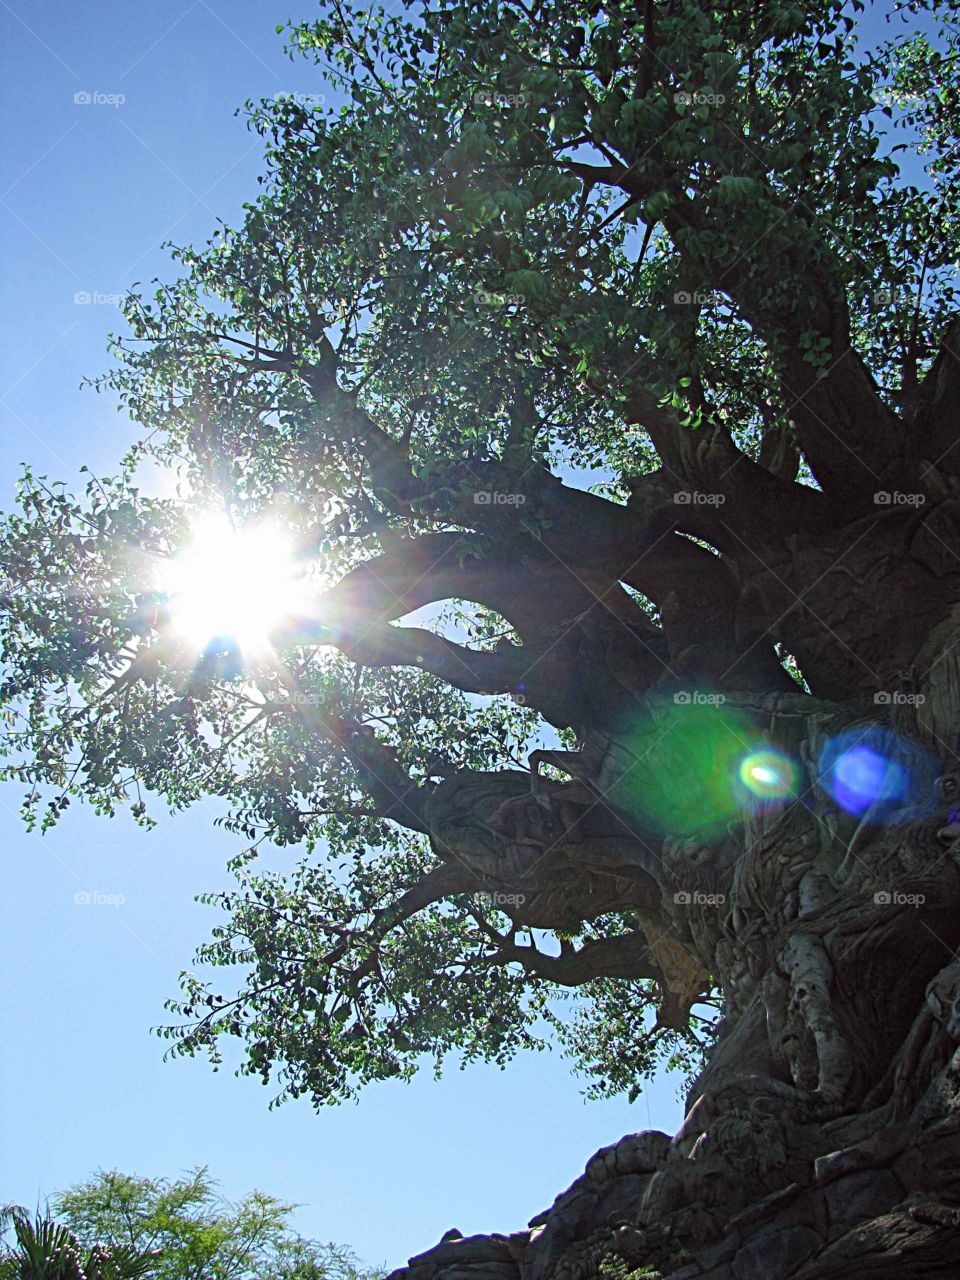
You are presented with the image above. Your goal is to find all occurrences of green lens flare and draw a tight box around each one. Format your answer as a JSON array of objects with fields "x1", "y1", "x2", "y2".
[
  {"x1": 738, "y1": 749, "x2": 798, "y2": 801},
  {"x1": 610, "y1": 703, "x2": 755, "y2": 837},
  {"x1": 604, "y1": 702, "x2": 801, "y2": 838}
]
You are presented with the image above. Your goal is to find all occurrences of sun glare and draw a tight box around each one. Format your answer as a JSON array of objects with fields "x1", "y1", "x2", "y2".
[{"x1": 158, "y1": 513, "x2": 308, "y2": 655}]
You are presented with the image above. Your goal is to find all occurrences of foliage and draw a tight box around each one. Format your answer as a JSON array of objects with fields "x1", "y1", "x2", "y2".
[
  {"x1": 0, "y1": 1204, "x2": 156, "y2": 1280},
  {"x1": 599, "y1": 1256, "x2": 662, "y2": 1280},
  {"x1": 49, "y1": 1169, "x2": 380, "y2": 1280},
  {"x1": 1, "y1": 0, "x2": 957, "y2": 1108}
]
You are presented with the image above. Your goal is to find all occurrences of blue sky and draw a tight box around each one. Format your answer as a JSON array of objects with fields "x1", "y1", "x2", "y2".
[
  {"x1": 0, "y1": 0, "x2": 934, "y2": 1270},
  {"x1": 0, "y1": 2, "x2": 689, "y2": 1270}
]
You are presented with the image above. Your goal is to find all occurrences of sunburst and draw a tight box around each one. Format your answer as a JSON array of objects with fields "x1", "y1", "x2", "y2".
[{"x1": 157, "y1": 513, "x2": 310, "y2": 658}]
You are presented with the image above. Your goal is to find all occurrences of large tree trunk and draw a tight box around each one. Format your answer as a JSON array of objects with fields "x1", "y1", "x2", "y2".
[{"x1": 383, "y1": 507, "x2": 960, "y2": 1280}]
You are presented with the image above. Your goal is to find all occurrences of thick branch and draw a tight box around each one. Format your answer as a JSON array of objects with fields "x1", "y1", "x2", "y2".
[
  {"x1": 290, "y1": 702, "x2": 435, "y2": 833},
  {"x1": 338, "y1": 862, "x2": 482, "y2": 981},
  {"x1": 298, "y1": 339, "x2": 426, "y2": 511},
  {"x1": 624, "y1": 389, "x2": 830, "y2": 547},
  {"x1": 485, "y1": 929, "x2": 667, "y2": 986},
  {"x1": 563, "y1": 160, "x2": 909, "y2": 504},
  {"x1": 308, "y1": 532, "x2": 611, "y2": 639},
  {"x1": 913, "y1": 316, "x2": 960, "y2": 480},
  {"x1": 322, "y1": 617, "x2": 531, "y2": 696}
]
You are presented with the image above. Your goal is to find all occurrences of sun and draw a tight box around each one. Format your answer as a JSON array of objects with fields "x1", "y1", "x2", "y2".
[{"x1": 158, "y1": 513, "x2": 309, "y2": 655}]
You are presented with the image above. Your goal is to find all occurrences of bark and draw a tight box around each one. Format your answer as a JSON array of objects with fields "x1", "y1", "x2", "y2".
[
  {"x1": 193, "y1": 260, "x2": 960, "y2": 1280},
  {"x1": 563, "y1": 160, "x2": 913, "y2": 508},
  {"x1": 346, "y1": 484, "x2": 960, "y2": 1279}
]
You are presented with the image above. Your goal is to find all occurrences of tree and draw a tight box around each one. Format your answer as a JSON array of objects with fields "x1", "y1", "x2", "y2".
[
  {"x1": 49, "y1": 1169, "x2": 376, "y2": 1280},
  {"x1": 0, "y1": 1204, "x2": 155, "y2": 1280},
  {"x1": 2, "y1": 0, "x2": 960, "y2": 1274}
]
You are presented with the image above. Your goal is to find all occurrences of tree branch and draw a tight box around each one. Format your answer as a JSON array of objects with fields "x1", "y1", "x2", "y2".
[
  {"x1": 913, "y1": 316, "x2": 960, "y2": 482},
  {"x1": 482, "y1": 928, "x2": 687, "y2": 991},
  {"x1": 561, "y1": 158, "x2": 910, "y2": 504}
]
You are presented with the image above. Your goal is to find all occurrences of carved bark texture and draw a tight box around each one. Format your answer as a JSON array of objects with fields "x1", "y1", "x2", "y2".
[{"x1": 376, "y1": 498, "x2": 960, "y2": 1279}]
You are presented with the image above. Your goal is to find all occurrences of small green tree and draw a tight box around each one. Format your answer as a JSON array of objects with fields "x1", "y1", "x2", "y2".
[{"x1": 49, "y1": 1170, "x2": 378, "y2": 1280}]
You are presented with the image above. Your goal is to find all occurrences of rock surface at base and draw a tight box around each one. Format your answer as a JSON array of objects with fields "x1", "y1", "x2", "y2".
[{"x1": 385, "y1": 1065, "x2": 960, "y2": 1280}]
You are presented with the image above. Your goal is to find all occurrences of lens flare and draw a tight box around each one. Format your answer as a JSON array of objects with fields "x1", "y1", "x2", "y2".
[
  {"x1": 615, "y1": 702, "x2": 765, "y2": 837},
  {"x1": 738, "y1": 749, "x2": 798, "y2": 801},
  {"x1": 834, "y1": 746, "x2": 904, "y2": 814},
  {"x1": 818, "y1": 728, "x2": 938, "y2": 822}
]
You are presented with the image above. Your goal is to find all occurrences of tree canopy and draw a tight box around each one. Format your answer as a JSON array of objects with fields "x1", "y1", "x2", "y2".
[
  {"x1": 2, "y1": 0, "x2": 959, "y2": 1113},
  {"x1": 50, "y1": 1169, "x2": 377, "y2": 1280},
  {"x1": 1, "y1": 1170, "x2": 379, "y2": 1280}
]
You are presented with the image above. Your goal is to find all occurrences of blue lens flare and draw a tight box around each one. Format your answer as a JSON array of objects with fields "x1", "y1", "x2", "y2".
[
  {"x1": 818, "y1": 728, "x2": 938, "y2": 822},
  {"x1": 834, "y1": 746, "x2": 905, "y2": 813}
]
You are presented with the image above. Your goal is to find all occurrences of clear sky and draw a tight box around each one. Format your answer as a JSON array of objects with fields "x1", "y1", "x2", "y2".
[
  {"x1": 0, "y1": 0, "x2": 927, "y2": 1269},
  {"x1": 0, "y1": 2, "x2": 689, "y2": 1271}
]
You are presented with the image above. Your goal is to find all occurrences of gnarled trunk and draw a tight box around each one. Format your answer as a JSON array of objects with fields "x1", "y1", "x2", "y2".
[{"x1": 384, "y1": 506, "x2": 960, "y2": 1280}]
